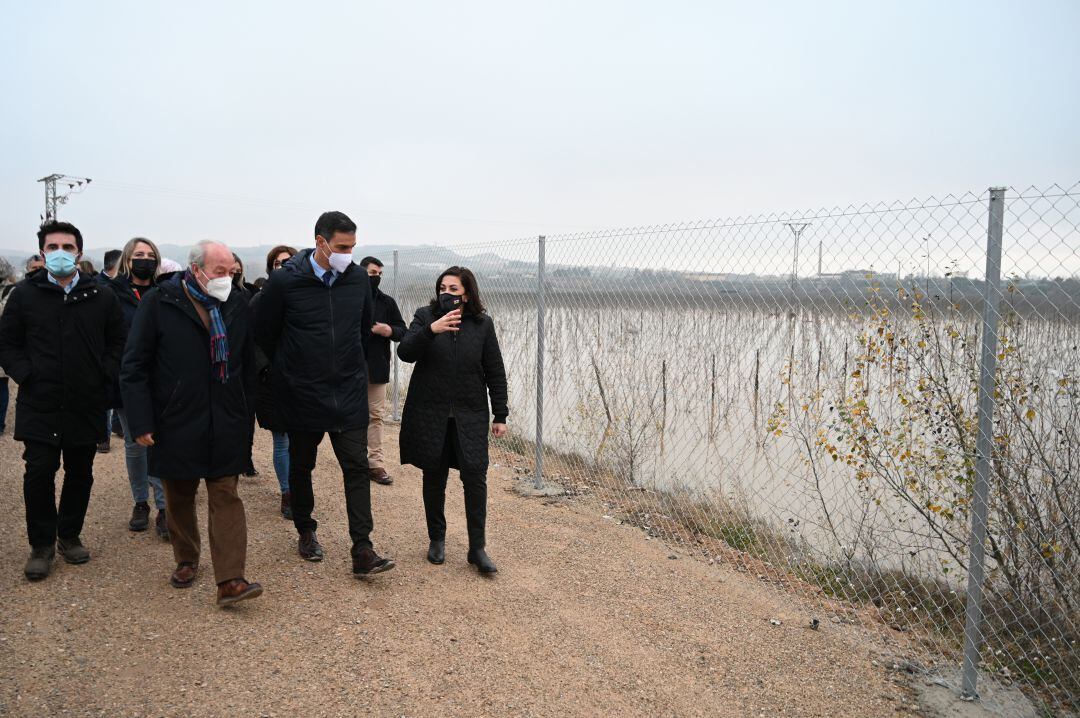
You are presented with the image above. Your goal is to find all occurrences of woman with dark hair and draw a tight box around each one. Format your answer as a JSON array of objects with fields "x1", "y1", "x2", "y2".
[
  {"x1": 104, "y1": 236, "x2": 169, "y2": 538},
  {"x1": 397, "y1": 266, "x2": 508, "y2": 574},
  {"x1": 230, "y1": 253, "x2": 258, "y2": 301},
  {"x1": 251, "y1": 244, "x2": 298, "y2": 517}
]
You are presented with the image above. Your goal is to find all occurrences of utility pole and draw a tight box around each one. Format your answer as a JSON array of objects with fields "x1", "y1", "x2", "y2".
[
  {"x1": 817, "y1": 239, "x2": 823, "y2": 276},
  {"x1": 785, "y1": 222, "x2": 810, "y2": 290},
  {"x1": 37, "y1": 174, "x2": 92, "y2": 222}
]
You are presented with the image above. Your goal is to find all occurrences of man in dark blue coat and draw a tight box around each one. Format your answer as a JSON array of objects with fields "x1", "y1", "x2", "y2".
[
  {"x1": 120, "y1": 240, "x2": 263, "y2": 607},
  {"x1": 254, "y1": 211, "x2": 395, "y2": 577},
  {"x1": 0, "y1": 221, "x2": 125, "y2": 581}
]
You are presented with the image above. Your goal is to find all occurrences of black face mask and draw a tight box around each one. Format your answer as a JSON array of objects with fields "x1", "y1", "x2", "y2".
[
  {"x1": 369, "y1": 275, "x2": 381, "y2": 292},
  {"x1": 130, "y1": 258, "x2": 157, "y2": 281},
  {"x1": 438, "y1": 292, "x2": 463, "y2": 314}
]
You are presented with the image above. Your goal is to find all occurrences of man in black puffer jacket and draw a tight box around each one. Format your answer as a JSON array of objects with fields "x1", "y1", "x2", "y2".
[
  {"x1": 254, "y1": 211, "x2": 395, "y2": 578},
  {"x1": 0, "y1": 221, "x2": 125, "y2": 581}
]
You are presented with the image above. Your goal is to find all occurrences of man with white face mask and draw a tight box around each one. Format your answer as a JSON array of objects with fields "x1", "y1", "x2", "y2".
[
  {"x1": 0, "y1": 221, "x2": 125, "y2": 581},
  {"x1": 254, "y1": 211, "x2": 395, "y2": 578},
  {"x1": 121, "y1": 240, "x2": 263, "y2": 607}
]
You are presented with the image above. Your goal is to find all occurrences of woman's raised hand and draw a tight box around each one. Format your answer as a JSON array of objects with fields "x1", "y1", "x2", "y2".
[{"x1": 431, "y1": 308, "x2": 462, "y2": 334}]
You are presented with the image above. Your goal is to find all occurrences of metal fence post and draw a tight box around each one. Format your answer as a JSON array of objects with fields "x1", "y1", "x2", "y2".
[
  {"x1": 391, "y1": 249, "x2": 401, "y2": 422},
  {"x1": 960, "y1": 186, "x2": 1007, "y2": 700},
  {"x1": 535, "y1": 235, "x2": 546, "y2": 489}
]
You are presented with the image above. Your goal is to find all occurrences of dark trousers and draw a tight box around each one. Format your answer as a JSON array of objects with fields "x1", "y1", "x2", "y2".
[
  {"x1": 288, "y1": 428, "x2": 373, "y2": 552},
  {"x1": 422, "y1": 419, "x2": 487, "y2": 550},
  {"x1": 22, "y1": 441, "x2": 96, "y2": 548},
  {"x1": 0, "y1": 377, "x2": 9, "y2": 432}
]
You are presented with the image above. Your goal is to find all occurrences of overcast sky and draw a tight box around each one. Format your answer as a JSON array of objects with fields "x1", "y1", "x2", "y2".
[{"x1": 1, "y1": 0, "x2": 1078, "y2": 253}]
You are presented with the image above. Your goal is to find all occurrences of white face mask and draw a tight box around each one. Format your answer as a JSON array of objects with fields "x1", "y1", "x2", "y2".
[
  {"x1": 321, "y1": 240, "x2": 354, "y2": 273},
  {"x1": 196, "y1": 267, "x2": 233, "y2": 302}
]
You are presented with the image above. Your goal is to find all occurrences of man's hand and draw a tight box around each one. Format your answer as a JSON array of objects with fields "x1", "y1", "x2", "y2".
[
  {"x1": 492, "y1": 423, "x2": 507, "y2": 438},
  {"x1": 372, "y1": 322, "x2": 393, "y2": 338},
  {"x1": 136, "y1": 433, "x2": 155, "y2": 447}
]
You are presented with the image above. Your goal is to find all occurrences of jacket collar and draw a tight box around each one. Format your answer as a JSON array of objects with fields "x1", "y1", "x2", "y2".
[
  {"x1": 158, "y1": 274, "x2": 245, "y2": 329},
  {"x1": 28, "y1": 270, "x2": 102, "y2": 303},
  {"x1": 289, "y1": 248, "x2": 361, "y2": 284}
]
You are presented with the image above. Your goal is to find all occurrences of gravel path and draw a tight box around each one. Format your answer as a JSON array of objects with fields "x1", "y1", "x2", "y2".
[{"x1": 0, "y1": 399, "x2": 913, "y2": 717}]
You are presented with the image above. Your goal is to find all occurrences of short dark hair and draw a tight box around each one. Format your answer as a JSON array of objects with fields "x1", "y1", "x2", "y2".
[
  {"x1": 265, "y1": 245, "x2": 298, "y2": 276},
  {"x1": 359, "y1": 256, "x2": 383, "y2": 268},
  {"x1": 103, "y1": 249, "x2": 122, "y2": 271},
  {"x1": 429, "y1": 266, "x2": 486, "y2": 316},
  {"x1": 314, "y1": 211, "x2": 357, "y2": 241},
  {"x1": 37, "y1": 220, "x2": 84, "y2": 252}
]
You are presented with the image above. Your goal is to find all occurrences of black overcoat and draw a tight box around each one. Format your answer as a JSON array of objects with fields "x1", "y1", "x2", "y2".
[
  {"x1": 0, "y1": 270, "x2": 125, "y2": 446},
  {"x1": 119, "y1": 275, "x2": 256, "y2": 480},
  {"x1": 101, "y1": 272, "x2": 155, "y2": 408},
  {"x1": 249, "y1": 289, "x2": 284, "y2": 432},
  {"x1": 252, "y1": 249, "x2": 373, "y2": 433},
  {"x1": 363, "y1": 288, "x2": 407, "y2": 385},
  {"x1": 397, "y1": 305, "x2": 508, "y2": 473}
]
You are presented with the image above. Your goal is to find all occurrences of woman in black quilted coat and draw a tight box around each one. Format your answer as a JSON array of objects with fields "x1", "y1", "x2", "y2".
[{"x1": 397, "y1": 266, "x2": 507, "y2": 574}]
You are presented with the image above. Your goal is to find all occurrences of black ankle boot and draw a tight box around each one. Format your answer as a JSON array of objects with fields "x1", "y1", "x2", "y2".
[
  {"x1": 467, "y1": 548, "x2": 497, "y2": 574},
  {"x1": 427, "y1": 540, "x2": 445, "y2": 565}
]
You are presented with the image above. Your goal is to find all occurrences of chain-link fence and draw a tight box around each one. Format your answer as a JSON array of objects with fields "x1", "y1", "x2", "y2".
[{"x1": 388, "y1": 184, "x2": 1079, "y2": 715}]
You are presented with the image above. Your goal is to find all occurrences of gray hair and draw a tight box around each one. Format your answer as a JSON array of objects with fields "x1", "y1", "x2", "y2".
[
  {"x1": 0, "y1": 257, "x2": 14, "y2": 282},
  {"x1": 187, "y1": 240, "x2": 229, "y2": 269}
]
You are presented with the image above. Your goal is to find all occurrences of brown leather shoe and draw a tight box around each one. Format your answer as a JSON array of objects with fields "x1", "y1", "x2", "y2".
[
  {"x1": 352, "y1": 546, "x2": 395, "y2": 576},
  {"x1": 170, "y1": 562, "x2": 198, "y2": 588},
  {"x1": 216, "y1": 578, "x2": 263, "y2": 607},
  {"x1": 370, "y1": 467, "x2": 393, "y2": 485}
]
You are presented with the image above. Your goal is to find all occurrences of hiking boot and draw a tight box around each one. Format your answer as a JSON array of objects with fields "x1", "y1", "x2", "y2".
[
  {"x1": 216, "y1": 578, "x2": 263, "y2": 607},
  {"x1": 24, "y1": 546, "x2": 55, "y2": 581},
  {"x1": 369, "y1": 467, "x2": 393, "y2": 485},
  {"x1": 427, "y1": 540, "x2": 445, "y2": 565},
  {"x1": 298, "y1": 531, "x2": 323, "y2": 562},
  {"x1": 170, "y1": 562, "x2": 197, "y2": 588},
  {"x1": 57, "y1": 537, "x2": 91, "y2": 565},
  {"x1": 128, "y1": 502, "x2": 151, "y2": 531},
  {"x1": 467, "y1": 548, "x2": 498, "y2": 575},
  {"x1": 96, "y1": 439, "x2": 110, "y2": 454},
  {"x1": 280, "y1": 492, "x2": 293, "y2": 520},
  {"x1": 155, "y1": 511, "x2": 170, "y2": 540},
  {"x1": 352, "y1": 546, "x2": 395, "y2": 576}
]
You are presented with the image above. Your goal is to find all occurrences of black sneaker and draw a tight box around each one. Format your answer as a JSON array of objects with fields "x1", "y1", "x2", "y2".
[
  {"x1": 352, "y1": 546, "x2": 395, "y2": 576},
  {"x1": 24, "y1": 546, "x2": 55, "y2": 581},
  {"x1": 298, "y1": 531, "x2": 323, "y2": 562},
  {"x1": 57, "y1": 537, "x2": 90, "y2": 564},
  {"x1": 155, "y1": 511, "x2": 170, "y2": 540},
  {"x1": 129, "y1": 502, "x2": 151, "y2": 532},
  {"x1": 96, "y1": 439, "x2": 110, "y2": 454}
]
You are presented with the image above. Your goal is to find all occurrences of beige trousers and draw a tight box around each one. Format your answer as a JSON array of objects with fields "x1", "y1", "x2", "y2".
[{"x1": 367, "y1": 383, "x2": 388, "y2": 469}]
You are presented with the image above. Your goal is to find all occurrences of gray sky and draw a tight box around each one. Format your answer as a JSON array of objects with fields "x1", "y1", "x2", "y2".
[{"x1": 2, "y1": 0, "x2": 1078, "y2": 252}]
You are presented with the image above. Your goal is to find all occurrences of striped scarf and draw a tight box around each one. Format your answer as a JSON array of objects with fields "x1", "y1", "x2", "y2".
[{"x1": 183, "y1": 271, "x2": 230, "y2": 384}]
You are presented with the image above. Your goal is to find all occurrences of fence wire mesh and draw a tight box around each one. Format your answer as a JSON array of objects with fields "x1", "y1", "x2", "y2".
[{"x1": 391, "y1": 184, "x2": 1080, "y2": 715}]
